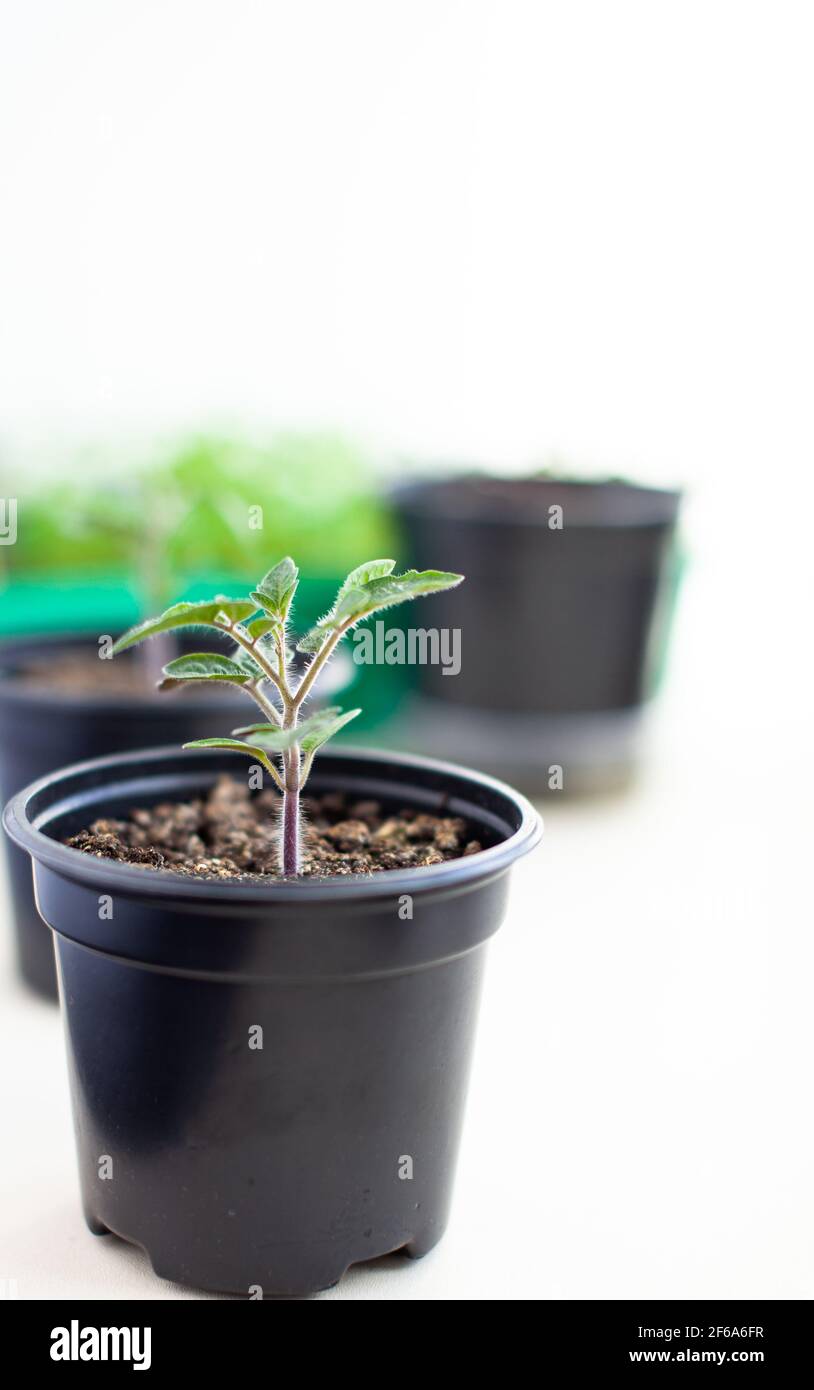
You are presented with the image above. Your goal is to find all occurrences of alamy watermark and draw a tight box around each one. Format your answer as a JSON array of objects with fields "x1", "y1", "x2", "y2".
[
  {"x1": 352, "y1": 621, "x2": 461, "y2": 676},
  {"x1": 50, "y1": 1321, "x2": 151, "y2": 1370}
]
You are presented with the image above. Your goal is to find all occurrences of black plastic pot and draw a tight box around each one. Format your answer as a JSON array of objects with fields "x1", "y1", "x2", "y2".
[
  {"x1": 3, "y1": 744, "x2": 541, "y2": 1297},
  {"x1": 0, "y1": 634, "x2": 247, "y2": 999},
  {"x1": 392, "y1": 475, "x2": 682, "y2": 790}
]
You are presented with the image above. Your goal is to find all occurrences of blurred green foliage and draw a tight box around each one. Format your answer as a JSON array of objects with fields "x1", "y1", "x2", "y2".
[{"x1": 3, "y1": 433, "x2": 395, "y2": 607}]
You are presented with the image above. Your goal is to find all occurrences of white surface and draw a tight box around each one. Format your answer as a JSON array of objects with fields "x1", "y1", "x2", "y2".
[{"x1": 1, "y1": 0, "x2": 813, "y2": 500}]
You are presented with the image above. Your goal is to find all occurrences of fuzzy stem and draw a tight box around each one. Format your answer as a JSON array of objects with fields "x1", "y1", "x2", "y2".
[
  {"x1": 280, "y1": 733, "x2": 301, "y2": 873},
  {"x1": 275, "y1": 623, "x2": 302, "y2": 875},
  {"x1": 217, "y1": 619, "x2": 290, "y2": 705},
  {"x1": 281, "y1": 783, "x2": 299, "y2": 876},
  {"x1": 294, "y1": 621, "x2": 349, "y2": 709},
  {"x1": 246, "y1": 680, "x2": 283, "y2": 727},
  {"x1": 275, "y1": 627, "x2": 288, "y2": 692}
]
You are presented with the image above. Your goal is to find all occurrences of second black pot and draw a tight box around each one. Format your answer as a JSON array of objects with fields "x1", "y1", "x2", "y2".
[
  {"x1": 4, "y1": 744, "x2": 541, "y2": 1296},
  {"x1": 395, "y1": 475, "x2": 682, "y2": 714},
  {"x1": 391, "y1": 475, "x2": 682, "y2": 793},
  {"x1": 0, "y1": 634, "x2": 247, "y2": 999}
]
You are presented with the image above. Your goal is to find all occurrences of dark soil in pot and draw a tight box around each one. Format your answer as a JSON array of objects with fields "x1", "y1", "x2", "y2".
[
  {"x1": 3, "y1": 745, "x2": 541, "y2": 1298},
  {"x1": 67, "y1": 776, "x2": 485, "y2": 877},
  {"x1": 392, "y1": 474, "x2": 682, "y2": 793},
  {"x1": 0, "y1": 633, "x2": 248, "y2": 999}
]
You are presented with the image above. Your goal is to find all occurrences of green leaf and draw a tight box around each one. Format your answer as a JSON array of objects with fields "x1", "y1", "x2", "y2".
[
  {"x1": 245, "y1": 615, "x2": 279, "y2": 639},
  {"x1": 231, "y1": 706, "x2": 356, "y2": 752},
  {"x1": 299, "y1": 707, "x2": 361, "y2": 753},
  {"x1": 228, "y1": 727, "x2": 298, "y2": 752},
  {"x1": 158, "y1": 652, "x2": 253, "y2": 688},
  {"x1": 251, "y1": 556, "x2": 299, "y2": 621},
  {"x1": 182, "y1": 738, "x2": 277, "y2": 775},
  {"x1": 295, "y1": 560, "x2": 398, "y2": 654},
  {"x1": 230, "y1": 721, "x2": 285, "y2": 740},
  {"x1": 229, "y1": 645, "x2": 265, "y2": 678},
  {"x1": 334, "y1": 569, "x2": 463, "y2": 624},
  {"x1": 335, "y1": 558, "x2": 396, "y2": 603},
  {"x1": 296, "y1": 568, "x2": 464, "y2": 652},
  {"x1": 112, "y1": 597, "x2": 255, "y2": 654},
  {"x1": 295, "y1": 625, "x2": 329, "y2": 654}
]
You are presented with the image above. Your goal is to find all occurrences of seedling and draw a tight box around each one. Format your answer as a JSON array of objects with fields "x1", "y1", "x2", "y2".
[{"x1": 112, "y1": 558, "x2": 463, "y2": 875}]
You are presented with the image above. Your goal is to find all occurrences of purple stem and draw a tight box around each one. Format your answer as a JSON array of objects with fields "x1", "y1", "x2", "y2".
[{"x1": 282, "y1": 785, "x2": 299, "y2": 876}]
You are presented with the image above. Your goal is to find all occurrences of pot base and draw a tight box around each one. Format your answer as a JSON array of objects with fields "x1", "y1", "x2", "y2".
[
  {"x1": 382, "y1": 694, "x2": 647, "y2": 796},
  {"x1": 84, "y1": 1209, "x2": 444, "y2": 1298}
]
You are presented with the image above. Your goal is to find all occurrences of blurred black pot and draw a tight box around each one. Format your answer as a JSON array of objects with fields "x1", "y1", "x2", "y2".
[
  {"x1": 0, "y1": 633, "x2": 247, "y2": 1000},
  {"x1": 392, "y1": 475, "x2": 682, "y2": 792},
  {"x1": 3, "y1": 744, "x2": 540, "y2": 1297}
]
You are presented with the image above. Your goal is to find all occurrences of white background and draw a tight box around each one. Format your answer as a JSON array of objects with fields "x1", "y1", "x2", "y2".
[{"x1": 1, "y1": 0, "x2": 813, "y2": 1300}]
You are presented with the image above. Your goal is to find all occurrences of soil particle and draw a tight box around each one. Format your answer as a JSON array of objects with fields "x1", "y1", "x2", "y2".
[{"x1": 67, "y1": 775, "x2": 483, "y2": 880}]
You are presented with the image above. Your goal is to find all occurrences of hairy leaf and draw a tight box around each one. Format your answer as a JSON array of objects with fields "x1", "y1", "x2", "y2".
[
  {"x1": 229, "y1": 720, "x2": 286, "y2": 741},
  {"x1": 230, "y1": 646, "x2": 265, "y2": 678},
  {"x1": 295, "y1": 560, "x2": 398, "y2": 654},
  {"x1": 334, "y1": 569, "x2": 463, "y2": 624},
  {"x1": 182, "y1": 737, "x2": 277, "y2": 774},
  {"x1": 296, "y1": 569, "x2": 464, "y2": 652},
  {"x1": 245, "y1": 615, "x2": 279, "y2": 639},
  {"x1": 295, "y1": 624, "x2": 330, "y2": 654},
  {"x1": 158, "y1": 652, "x2": 253, "y2": 688},
  {"x1": 251, "y1": 556, "x2": 299, "y2": 621},
  {"x1": 299, "y1": 707, "x2": 361, "y2": 753},
  {"x1": 112, "y1": 597, "x2": 255, "y2": 654},
  {"x1": 231, "y1": 705, "x2": 353, "y2": 751},
  {"x1": 229, "y1": 728, "x2": 299, "y2": 751},
  {"x1": 335, "y1": 558, "x2": 396, "y2": 603}
]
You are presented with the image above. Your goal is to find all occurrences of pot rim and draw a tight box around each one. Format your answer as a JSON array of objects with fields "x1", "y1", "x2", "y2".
[
  {"x1": 3, "y1": 743, "x2": 543, "y2": 903},
  {"x1": 392, "y1": 474, "x2": 682, "y2": 529},
  {"x1": 0, "y1": 631, "x2": 254, "y2": 715}
]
